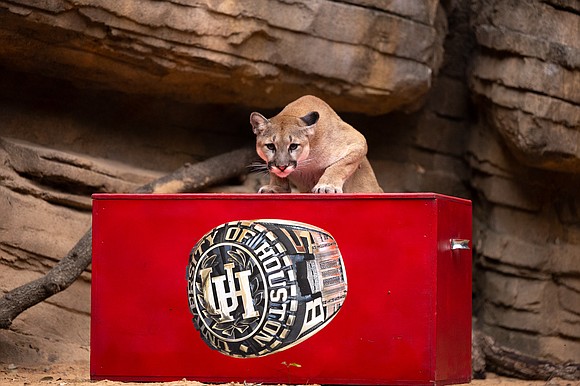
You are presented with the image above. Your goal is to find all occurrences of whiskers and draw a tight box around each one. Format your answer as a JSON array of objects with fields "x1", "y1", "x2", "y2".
[
  {"x1": 248, "y1": 158, "x2": 314, "y2": 176},
  {"x1": 247, "y1": 161, "x2": 269, "y2": 176},
  {"x1": 295, "y1": 158, "x2": 314, "y2": 170}
]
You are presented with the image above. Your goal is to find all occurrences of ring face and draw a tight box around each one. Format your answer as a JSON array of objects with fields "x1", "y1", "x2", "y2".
[
  {"x1": 187, "y1": 219, "x2": 348, "y2": 358},
  {"x1": 193, "y1": 241, "x2": 268, "y2": 343}
]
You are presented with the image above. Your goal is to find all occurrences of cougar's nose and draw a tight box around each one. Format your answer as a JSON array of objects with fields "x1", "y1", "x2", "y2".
[{"x1": 278, "y1": 165, "x2": 287, "y2": 171}]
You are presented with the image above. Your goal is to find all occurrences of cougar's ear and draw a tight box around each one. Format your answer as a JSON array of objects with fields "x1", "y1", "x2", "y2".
[
  {"x1": 300, "y1": 111, "x2": 319, "y2": 136},
  {"x1": 300, "y1": 111, "x2": 319, "y2": 126},
  {"x1": 250, "y1": 112, "x2": 269, "y2": 135}
]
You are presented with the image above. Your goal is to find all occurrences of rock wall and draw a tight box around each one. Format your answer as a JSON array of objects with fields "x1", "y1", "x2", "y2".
[
  {"x1": 468, "y1": 0, "x2": 580, "y2": 366},
  {"x1": 0, "y1": 0, "x2": 445, "y2": 115},
  {"x1": 470, "y1": 0, "x2": 580, "y2": 173},
  {"x1": 0, "y1": 0, "x2": 579, "y2": 378}
]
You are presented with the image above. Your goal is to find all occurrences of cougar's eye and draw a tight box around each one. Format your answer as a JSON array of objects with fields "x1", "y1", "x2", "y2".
[
  {"x1": 265, "y1": 143, "x2": 276, "y2": 151},
  {"x1": 289, "y1": 143, "x2": 299, "y2": 151}
]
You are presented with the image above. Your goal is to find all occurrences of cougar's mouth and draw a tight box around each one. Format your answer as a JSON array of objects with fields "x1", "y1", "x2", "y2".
[{"x1": 269, "y1": 161, "x2": 297, "y2": 178}]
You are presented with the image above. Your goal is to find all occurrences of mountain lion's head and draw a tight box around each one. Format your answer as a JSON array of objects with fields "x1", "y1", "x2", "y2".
[{"x1": 250, "y1": 111, "x2": 319, "y2": 178}]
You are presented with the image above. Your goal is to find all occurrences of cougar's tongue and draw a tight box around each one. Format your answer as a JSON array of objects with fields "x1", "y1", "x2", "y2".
[{"x1": 272, "y1": 165, "x2": 293, "y2": 178}]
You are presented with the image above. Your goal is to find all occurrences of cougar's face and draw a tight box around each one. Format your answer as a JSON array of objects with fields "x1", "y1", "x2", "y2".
[
  {"x1": 257, "y1": 134, "x2": 310, "y2": 178},
  {"x1": 251, "y1": 111, "x2": 318, "y2": 179}
]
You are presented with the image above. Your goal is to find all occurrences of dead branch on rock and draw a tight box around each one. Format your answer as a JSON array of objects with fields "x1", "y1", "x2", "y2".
[
  {"x1": 0, "y1": 147, "x2": 257, "y2": 329},
  {"x1": 135, "y1": 148, "x2": 257, "y2": 194},
  {"x1": 473, "y1": 329, "x2": 580, "y2": 381}
]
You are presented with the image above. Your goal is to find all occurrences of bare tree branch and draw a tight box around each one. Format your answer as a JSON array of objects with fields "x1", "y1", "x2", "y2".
[
  {"x1": 0, "y1": 146, "x2": 257, "y2": 329},
  {"x1": 473, "y1": 329, "x2": 580, "y2": 381}
]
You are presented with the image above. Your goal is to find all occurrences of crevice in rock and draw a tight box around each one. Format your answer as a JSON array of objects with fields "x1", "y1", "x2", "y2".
[{"x1": 541, "y1": 0, "x2": 580, "y2": 16}]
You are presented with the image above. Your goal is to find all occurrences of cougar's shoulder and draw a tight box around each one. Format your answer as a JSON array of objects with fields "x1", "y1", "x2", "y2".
[{"x1": 278, "y1": 95, "x2": 336, "y2": 121}]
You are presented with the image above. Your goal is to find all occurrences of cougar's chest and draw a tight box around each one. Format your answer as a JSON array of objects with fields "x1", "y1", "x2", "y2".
[
  {"x1": 289, "y1": 164, "x2": 324, "y2": 192},
  {"x1": 287, "y1": 146, "x2": 330, "y2": 192}
]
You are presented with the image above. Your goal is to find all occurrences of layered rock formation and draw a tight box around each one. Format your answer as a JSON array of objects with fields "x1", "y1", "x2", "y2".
[
  {"x1": 0, "y1": 0, "x2": 445, "y2": 115},
  {"x1": 0, "y1": 136, "x2": 161, "y2": 363},
  {"x1": 0, "y1": 0, "x2": 579, "y2": 379},
  {"x1": 468, "y1": 0, "x2": 580, "y2": 369},
  {"x1": 470, "y1": 0, "x2": 580, "y2": 173}
]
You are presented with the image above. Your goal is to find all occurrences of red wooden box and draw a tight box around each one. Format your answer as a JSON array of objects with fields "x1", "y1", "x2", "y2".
[{"x1": 91, "y1": 193, "x2": 472, "y2": 385}]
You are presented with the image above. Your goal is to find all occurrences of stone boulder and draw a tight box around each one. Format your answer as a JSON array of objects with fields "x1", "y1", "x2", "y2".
[
  {"x1": 0, "y1": 0, "x2": 446, "y2": 115},
  {"x1": 470, "y1": 0, "x2": 580, "y2": 173},
  {"x1": 468, "y1": 0, "x2": 580, "y2": 370}
]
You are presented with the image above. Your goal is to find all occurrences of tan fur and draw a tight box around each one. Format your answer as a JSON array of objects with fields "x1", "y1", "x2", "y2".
[{"x1": 250, "y1": 95, "x2": 383, "y2": 193}]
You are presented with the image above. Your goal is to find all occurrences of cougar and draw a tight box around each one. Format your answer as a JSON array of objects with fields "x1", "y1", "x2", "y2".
[{"x1": 250, "y1": 95, "x2": 383, "y2": 193}]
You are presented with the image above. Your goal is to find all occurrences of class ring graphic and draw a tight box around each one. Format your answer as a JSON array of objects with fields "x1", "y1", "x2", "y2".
[{"x1": 186, "y1": 219, "x2": 348, "y2": 358}]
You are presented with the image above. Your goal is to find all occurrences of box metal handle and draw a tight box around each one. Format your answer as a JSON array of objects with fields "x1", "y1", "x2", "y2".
[{"x1": 450, "y1": 239, "x2": 470, "y2": 250}]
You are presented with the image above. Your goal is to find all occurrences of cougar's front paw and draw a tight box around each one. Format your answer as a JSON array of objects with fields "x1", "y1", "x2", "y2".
[
  {"x1": 312, "y1": 183, "x2": 343, "y2": 194},
  {"x1": 258, "y1": 185, "x2": 290, "y2": 193}
]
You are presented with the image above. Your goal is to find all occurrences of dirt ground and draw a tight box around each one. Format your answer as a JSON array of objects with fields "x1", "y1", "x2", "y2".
[{"x1": 1, "y1": 362, "x2": 576, "y2": 386}]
